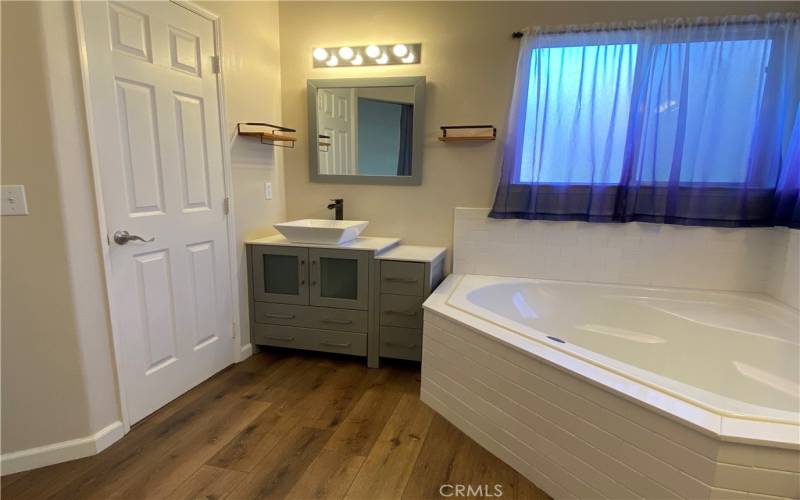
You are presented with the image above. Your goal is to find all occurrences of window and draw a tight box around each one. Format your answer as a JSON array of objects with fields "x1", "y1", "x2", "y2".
[
  {"x1": 518, "y1": 39, "x2": 773, "y2": 185},
  {"x1": 520, "y1": 44, "x2": 637, "y2": 184},
  {"x1": 491, "y1": 16, "x2": 800, "y2": 227}
]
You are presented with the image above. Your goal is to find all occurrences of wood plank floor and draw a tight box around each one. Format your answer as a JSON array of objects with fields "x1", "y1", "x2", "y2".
[{"x1": 1, "y1": 350, "x2": 550, "y2": 500}]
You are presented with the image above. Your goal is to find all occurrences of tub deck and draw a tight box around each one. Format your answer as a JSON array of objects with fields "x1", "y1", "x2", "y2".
[{"x1": 422, "y1": 274, "x2": 799, "y2": 500}]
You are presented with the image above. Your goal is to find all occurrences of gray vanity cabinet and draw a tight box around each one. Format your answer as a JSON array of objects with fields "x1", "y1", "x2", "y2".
[{"x1": 247, "y1": 235, "x2": 400, "y2": 366}]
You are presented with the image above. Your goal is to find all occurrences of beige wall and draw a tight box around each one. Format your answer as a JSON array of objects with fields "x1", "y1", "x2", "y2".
[
  {"x1": 1, "y1": 0, "x2": 283, "y2": 460},
  {"x1": 279, "y1": 1, "x2": 800, "y2": 265},
  {"x1": 1, "y1": 1, "x2": 101, "y2": 454},
  {"x1": 199, "y1": 1, "x2": 284, "y2": 349}
]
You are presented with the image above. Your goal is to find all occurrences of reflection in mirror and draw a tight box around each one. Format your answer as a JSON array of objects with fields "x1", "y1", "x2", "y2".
[
  {"x1": 308, "y1": 77, "x2": 425, "y2": 185},
  {"x1": 317, "y1": 87, "x2": 414, "y2": 176}
]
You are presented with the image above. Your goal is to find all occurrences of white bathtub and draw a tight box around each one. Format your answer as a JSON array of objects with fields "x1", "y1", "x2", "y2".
[{"x1": 421, "y1": 274, "x2": 800, "y2": 499}]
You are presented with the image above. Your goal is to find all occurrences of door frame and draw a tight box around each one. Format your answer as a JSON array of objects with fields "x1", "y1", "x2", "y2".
[{"x1": 74, "y1": 0, "x2": 241, "y2": 433}]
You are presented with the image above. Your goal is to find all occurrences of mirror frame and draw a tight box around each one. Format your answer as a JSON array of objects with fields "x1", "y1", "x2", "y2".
[{"x1": 307, "y1": 76, "x2": 426, "y2": 186}]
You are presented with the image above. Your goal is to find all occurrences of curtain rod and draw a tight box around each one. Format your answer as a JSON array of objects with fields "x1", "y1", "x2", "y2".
[{"x1": 510, "y1": 13, "x2": 797, "y2": 38}]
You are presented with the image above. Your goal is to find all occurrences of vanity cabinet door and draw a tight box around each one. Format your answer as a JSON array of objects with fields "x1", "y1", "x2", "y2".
[
  {"x1": 251, "y1": 246, "x2": 309, "y2": 305},
  {"x1": 309, "y1": 248, "x2": 369, "y2": 310}
]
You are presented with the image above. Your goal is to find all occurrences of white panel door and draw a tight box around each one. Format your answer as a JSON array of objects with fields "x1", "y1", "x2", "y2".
[
  {"x1": 79, "y1": 1, "x2": 233, "y2": 424},
  {"x1": 317, "y1": 88, "x2": 357, "y2": 175}
]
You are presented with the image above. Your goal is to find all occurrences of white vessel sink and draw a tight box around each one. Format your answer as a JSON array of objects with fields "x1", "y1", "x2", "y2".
[{"x1": 273, "y1": 219, "x2": 369, "y2": 245}]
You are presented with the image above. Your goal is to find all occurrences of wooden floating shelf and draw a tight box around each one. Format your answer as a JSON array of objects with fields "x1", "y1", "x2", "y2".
[
  {"x1": 439, "y1": 124, "x2": 497, "y2": 143},
  {"x1": 239, "y1": 131, "x2": 297, "y2": 143},
  {"x1": 237, "y1": 122, "x2": 296, "y2": 148},
  {"x1": 318, "y1": 134, "x2": 331, "y2": 152},
  {"x1": 438, "y1": 136, "x2": 496, "y2": 142}
]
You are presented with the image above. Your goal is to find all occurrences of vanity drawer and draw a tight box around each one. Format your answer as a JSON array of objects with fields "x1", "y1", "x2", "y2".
[
  {"x1": 380, "y1": 261, "x2": 424, "y2": 296},
  {"x1": 380, "y1": 326, "x2": 422, "y2": 361},
  {"x1": 380, "y1": 294, "x2": 423, "y2": 329},
  {"x1": 253, "y1": 324, "x2": 366, "y2": 356},
  {"x1": 254, "y1": 302, "x2": 367, "y2": 333}
]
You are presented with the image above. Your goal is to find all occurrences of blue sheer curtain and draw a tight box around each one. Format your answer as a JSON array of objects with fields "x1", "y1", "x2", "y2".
[
  {"x1": 396, "y1": 103, "x2": 414, "y2": 176},
  {"x1": 490, "y1": 14, "x2": 800, "y2": 228}
]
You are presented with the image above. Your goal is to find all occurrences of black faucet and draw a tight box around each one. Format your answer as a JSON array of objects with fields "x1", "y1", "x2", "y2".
[{"x1": 327, "y1": 198, "x2": 344, "y2": 220}]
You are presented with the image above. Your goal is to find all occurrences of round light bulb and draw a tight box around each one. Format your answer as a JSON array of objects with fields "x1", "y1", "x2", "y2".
[
  {"x1": 365, "y1": 45, "x2": 381, "y2": 58},
  {"x1": 338, "y1": 47, "x2": 354, "y2": 60},
  {"x1": 312, "y1": 47, "x2": 329, "y2": 61},
  {"x1": 351, "y1": 54, "x2": 363, "y2": 66},
  {"x1": 401, "y1": 52, "x2": 415, "y2": 64},
  {"x1": 376, "y1": 52, "x2": 389, "y2": 65},
  {"x1": 392, "y1": 44, "x2": 409, "y2": 57},
  {"x1": 326, "y1": 55, "x2": 339, "y2": 67}
]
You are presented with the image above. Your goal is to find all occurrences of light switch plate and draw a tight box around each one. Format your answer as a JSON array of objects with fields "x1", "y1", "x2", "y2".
[
  {"x1": 264, "y1": 182, "x2": 273, "y2": 200},
  {"x1": 1, "y1": 185, "x2": 29, "y2": 215}
]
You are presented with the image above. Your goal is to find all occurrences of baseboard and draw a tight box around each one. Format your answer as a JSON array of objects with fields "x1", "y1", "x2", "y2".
[
  {"x1": 239, "y1": 343, "x2": 253, "y2": 361},
  {"x1": 1, "y1": 420, "x2": 124, "y2": 476}
]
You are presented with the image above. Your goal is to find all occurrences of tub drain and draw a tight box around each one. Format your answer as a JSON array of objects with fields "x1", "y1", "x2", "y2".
[{"x1": 546, "y1": 335, "x2": 566, "y2": 344}]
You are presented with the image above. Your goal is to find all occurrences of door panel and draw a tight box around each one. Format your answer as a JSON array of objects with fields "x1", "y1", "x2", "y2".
[
  {"x1": 168, "y1": 26, "x2": 202, "y2": 76},
  {"x1": 317, "y1": 88, "x2": 357, "y2": 175},
  {"x1": 80, "y1": 0, "x2": 233, "y2": 424},
  {"x1": 186, "y1": 240, "x2": 219, "y2": 348},
  {"x1": 134, "y1": 249, "x2": 178, "y2": 371},
  {"x1": 115, "y1": 79, "x2": 166, "y2": 215},
  {"x1": 309, "y1": 249, "x2": 369, "y2": 310},
  {"x1": 174, "y1": 92, "x2": 212, "y2": 211},
  {"x1": 251, "y1": 246, "x2": 309, "y2": 305},
  {"x1": 108, "y1": 2, "x2": 152, "y2": 61}
]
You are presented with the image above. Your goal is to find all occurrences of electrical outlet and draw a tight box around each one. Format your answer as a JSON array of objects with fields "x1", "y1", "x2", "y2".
[
  {"x1": 264, "y1": 182, "x2": 273, "y2": 200},
  {"x1": 1, "y1": 185, "x2": 29, "y2": 215}
]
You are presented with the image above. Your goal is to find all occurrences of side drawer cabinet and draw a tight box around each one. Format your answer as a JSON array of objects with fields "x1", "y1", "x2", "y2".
[
  {"x1": 379, "y1": 326, "x2": 422, "y2": 361},
  {"x1": 380, "y1": 261, "x2": 424, "y2": 296},
  {"x1": 376, "y1": 246, "x2": 447, "y2": 363},
  {"x1": 380, "y1": 294, "x2": 424, "y2": 329}
]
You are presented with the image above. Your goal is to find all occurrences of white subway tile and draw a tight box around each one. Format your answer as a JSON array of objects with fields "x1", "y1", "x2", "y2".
[
  {"x1": 714, "y1": 464, "x2": 800, "y2": 498},
  {"x1": 452, "y1": 208, "x2": 782, "y2": 292}
]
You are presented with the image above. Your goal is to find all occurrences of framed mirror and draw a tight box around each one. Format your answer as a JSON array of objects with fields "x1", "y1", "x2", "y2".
[{"x1": 307, "y1": 76, "x2": 425, "y2": 185}]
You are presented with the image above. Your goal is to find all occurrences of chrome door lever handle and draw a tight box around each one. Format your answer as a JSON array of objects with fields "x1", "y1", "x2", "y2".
[{"x1": 113, "y1": 230, "x2": 155, "y2": 245}]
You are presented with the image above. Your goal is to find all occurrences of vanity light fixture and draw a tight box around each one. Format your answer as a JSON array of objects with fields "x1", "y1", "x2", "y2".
[
  {"x1": 338, "y1": 47, "x2": 354, "y2": 60},
  {"x1": 311, "y1": 43, "x2": 421, "y2": 68},
  {"x1": 392, "y1": 44, "x2": 409, "y2": 57},
  {"x1": 312, "y1": 47, "x2": 329, "y2": 61}
]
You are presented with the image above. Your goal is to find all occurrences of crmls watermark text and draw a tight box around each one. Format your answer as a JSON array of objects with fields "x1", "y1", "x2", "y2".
[{"x1": 439, "y1": 484, "x2": 504, "y2": 497}]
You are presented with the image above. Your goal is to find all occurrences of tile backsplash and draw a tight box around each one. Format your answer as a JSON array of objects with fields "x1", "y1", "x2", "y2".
[
  {"x1": 767, "y1": 228, "x2": 800, "y2": 309},
  {"x1": 453, "y1": 208, "x2": 794, "y2": 300}
]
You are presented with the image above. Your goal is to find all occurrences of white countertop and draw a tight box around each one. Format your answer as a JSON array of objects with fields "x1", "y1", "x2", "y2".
[
  {"x1": 376, "y1": 245, "x2": 447, "y2": 262},
  {"x1": 246, "y1": 234, "x2": 400, "y2": 253}
]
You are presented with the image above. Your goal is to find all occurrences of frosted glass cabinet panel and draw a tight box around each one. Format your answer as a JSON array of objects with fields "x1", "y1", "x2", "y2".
[
  {"x1": 251, "y1": 246, "x2": 368, "y2": 310},
  {"x1": 310, "y1": 248, "x2": 369, "y2": 310},
  {"x1": 251, "y1": 246, "x2": 309, "y2": 305}
]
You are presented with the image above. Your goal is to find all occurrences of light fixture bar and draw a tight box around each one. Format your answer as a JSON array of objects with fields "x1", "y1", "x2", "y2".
[{"x1": 311, "y1": 43, "x2": 422, "y2": 68}]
